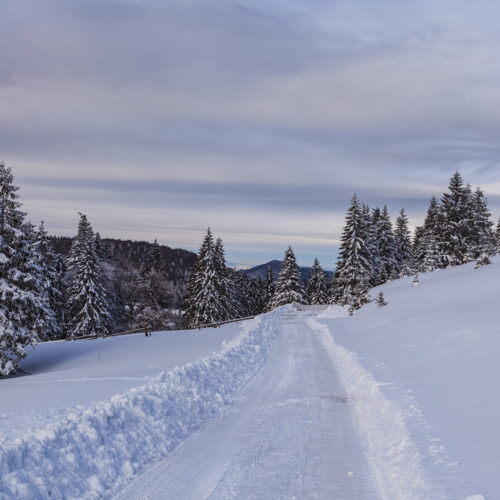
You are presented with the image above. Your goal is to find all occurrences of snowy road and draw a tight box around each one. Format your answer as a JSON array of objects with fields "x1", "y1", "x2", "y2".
[{"x1": 115, "y1": 308, "x2": 379, "y2": 500}]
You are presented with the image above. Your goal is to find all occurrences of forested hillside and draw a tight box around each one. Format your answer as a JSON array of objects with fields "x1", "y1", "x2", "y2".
[{"x1": 50, "y1": 236, "x2": 197, "y2": 288}]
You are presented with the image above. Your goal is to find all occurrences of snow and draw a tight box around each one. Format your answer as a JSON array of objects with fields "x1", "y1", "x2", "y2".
[
  {"x1": 0, "y1": 323, "x2": 244, "y2": 441},
  {"x1": 115, "y1": 307, "x2": 378, "y2": 500},
  {"x1": 0, "y1": 257, "x2": 499, "y2": 499},
  {"x1": 0, "y1": 310, "x2": 283, "y2": 499},
  {"x1": 314, "y1": 257, "x2": 500, "y2": 499}
]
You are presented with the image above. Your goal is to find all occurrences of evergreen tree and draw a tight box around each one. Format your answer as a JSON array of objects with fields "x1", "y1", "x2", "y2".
[
  {"x1": 0, "y1": 163, "x2": 41, "y2": 374},
  {"x1": 331, "y1": 195, "x2": 371, "y2": 309},
  {"x1": 375, "y1": 205, "x2": 398, "y2": 283},
  {"x1": 230, "y1": 270, "x2": 255, "y2": 318},
  {"x1": 496, "y1": 218, "x2": 500, "y2": 254},
  {"x1": 394, "y1": 208, "x2": 414, "y2": 276},
  {"x1": 66, "y1": 213, "x2": 112, "y2": 337},
  {"x1": 368, "y1": 206, "x2": 382, "y2": 286},
  {"x1": 416, "y1": 196, "x2": 445, "y2": 272},
  {"x1": 306, "y1": 258, "x2": 329, "y2": 305},
  {"x1": 182, "y1": 229, "x2": 235, "y2": 328},
  {"x1": 471, "y1": 188, "x2": 494, "y2": 258},
  {"x1": 252, "y1": 276, "x2": 267, "y2": 315},
  {"x1": 31, "y1": 221, "x2": 64, "y2": 339},
  {"x1": 264, "y1": 265, "x2": 275, "y2": 311},
  {"x1": 439, "y1": 172, "x2": 474, "y2": 266},
  {"x1": 95, "y1": 231, "x2": 121, "y2": 332},
  {"x1": 376, "y1": 292, "x2": 387, "y2": 307},
  {"x1": 214, "y1": 237, "x2": 238, "y2": 320},
  {"x1": 269, "y1": 247, "x2": 306, "y2": 309},
  {"x1": 132, "y1": 239, "x2": 173, "y2": 331}
]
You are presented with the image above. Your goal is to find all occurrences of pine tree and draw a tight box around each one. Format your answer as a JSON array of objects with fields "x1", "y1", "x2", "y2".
[
  {"x1": 331, "y1": 195, "x2": 371, "y2": 309},
  {"x1": 416, "y1": 196, "x2": 445, "y2": 272},
  {"x1": 182, "y1": 229, "x2": 235, "y2": 328},
  {"x1": 471, "y1": 188, "x2": 494, "y2": 259},
  {"x1": 269, "y1": 247, "x2": 306, "y2": 309},
  {"x1": 368, "y1": 206, "x2": 382, "y2": 286},
  {"x1": 496, "y1": 218, "x2": 500, "y2": 254},
  {"x1": 252, "y1": 276, "x2": 267, "y2": 315},
  {"x1": 94, "y1": 231, "x2": 121, "y2": 332},
  {"x1": 376, "y1": 205, "x2": 399, "y2": 283},
  {"x1": 66, "y1": 213, "x2": 112, "y2": 337},
  {"x1": 376, "y1": 292, "x2": 387, "y2": 307},
  {"x1": 439, "y1": 172, "x2": 474, "y2": 266},
  {"x1": 214, "y1": 237, "x2": 238, "y2": 320},
  {"x1": 132, "y1": 239, "x2": 173, "y2": 331},
  {"x1": 264, "y1": 265, "x2": 275, "y2": 311},
  {"x1": 31, "y1": 222, "x2": 64, "y2": 339},
  {"x1": 0, "y1": 163, "x2": 41, "y2": 374},
  {"x1": 306, "y1": 258, "x2": 329, "y2": 305},
  {"x1": 394, "y1": 208, "x2": 414, "y2": 276}
]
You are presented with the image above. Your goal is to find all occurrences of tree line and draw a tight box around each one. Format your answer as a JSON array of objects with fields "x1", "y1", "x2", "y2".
[
  {"x1": 183, "y1": 171, "x2": 500, "y2": 321},
  {"x1": 0, "y1": 162, "x2": 498, "y2": 374}
]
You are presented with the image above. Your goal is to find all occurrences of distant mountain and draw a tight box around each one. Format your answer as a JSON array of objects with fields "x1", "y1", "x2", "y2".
[{"x1": 244, "y1": 260, "x2": 333, "y2": 282}]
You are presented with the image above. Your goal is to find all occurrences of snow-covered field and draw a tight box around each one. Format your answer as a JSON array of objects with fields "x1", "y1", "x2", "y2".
[
  {"x1": 315, "y1": 257, "x2": 500, "y2": 500},
  {"x1": 1, "y1": 258, "x2": 499, "y2": 499}
]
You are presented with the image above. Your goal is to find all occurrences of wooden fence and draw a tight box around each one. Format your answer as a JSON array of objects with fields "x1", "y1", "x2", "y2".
[{"x1": 64, "y1": 315, "x2": 255, "y2": 341}]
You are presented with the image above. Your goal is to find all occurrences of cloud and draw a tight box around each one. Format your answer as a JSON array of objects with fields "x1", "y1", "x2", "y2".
[{"x1": 2, "y1": 0, "x2": 500, "y2": 264}]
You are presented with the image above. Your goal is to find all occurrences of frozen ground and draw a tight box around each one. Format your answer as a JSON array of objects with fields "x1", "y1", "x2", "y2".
[{"x1": 0, "y1": 258, "x2": 498, "y2": 499}]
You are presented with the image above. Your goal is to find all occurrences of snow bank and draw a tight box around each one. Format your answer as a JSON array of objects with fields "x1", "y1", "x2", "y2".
[
  {"x1": 0, "y1": 309, "x2": 284, "y2": 499},
  {"x1": 309, "y1": 318, "x2": 481, "y2": 500}
]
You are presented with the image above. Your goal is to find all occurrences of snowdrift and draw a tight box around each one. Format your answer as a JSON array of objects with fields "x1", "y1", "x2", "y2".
[{"x1": 0, "y1": 309, "x2": 283, "y2": 499}]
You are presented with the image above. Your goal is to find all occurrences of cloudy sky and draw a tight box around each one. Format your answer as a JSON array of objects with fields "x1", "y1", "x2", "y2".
[{"x1": 2, "y1": 0, "x2": 500, "y2": 266}]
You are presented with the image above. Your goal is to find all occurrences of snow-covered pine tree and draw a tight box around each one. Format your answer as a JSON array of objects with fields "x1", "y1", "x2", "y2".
[
  {"x1": 65, "y1": 213, "x2": 112, "y2": 337},
  {"x1": 214, "y1": 237, "x2": 238, "y2": 320},
  {"x1": 439, "y1": 172, "x2": 474, "y2": 266},
  {"x1": 362, "y1": 203, "x2": 380, "y2": 288},
  {"x1": 376, "y1": 292, "x2": 387, "y2": 307},
  {"x1": 268, "y1": 246, "x2": 306, "y2": 309},
  {"x1": 94, "y1": 231, "x2": 122, "y2": 332},
  {"x1": 496, "y1": 218, "x2": 500, "y2": 255},
  {"x1": 471, "y1": 188, "x2": 494, "y2": 259},
  {"x1": 306, "y1": 258, "x2": 329, "y2": 305},
  {"x1": 132, "y1": 239, "x2": 173, "y2": 331},
  {"x1": 31, "y1": 221, "x2": 64, "y2": 339},
  {"x1": 363, "y1": 203, "x2": 379, "y2": 287},
  {"x1": 394, "y1": 208, "x2": 414, "y2": 276},
  {"x1": 415, "y1": 196, "x2": 445, "y2": 272},
  {"x1": 0, "y1": 162, "x2": 41, "y2": 374},
  {"x1": 252, "y1": 276, "x2": 267, "y2": 315},
  {"x1": 231, "y1": 270, "x2": 256, "y2": 318},
  {"x1": 331, "y1": 195, "x2": 371, "y2": 310},
  {"x1": 182, "y1": 229, "x2": 234, "y2": 328},
  {"x1": 264, "y1": 265, "x2": 275, "y2": 311},
  {"x1": 375, "y1": 205, "x2": 399, "y2": 283}
]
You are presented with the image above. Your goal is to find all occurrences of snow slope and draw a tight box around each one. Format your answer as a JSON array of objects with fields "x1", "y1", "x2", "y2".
[
  {"x1": 0, "y1": 323, "x2": 244, "y2": 442},
  {"x1": 316, "y1": 257, "x2": 500, "y2": 499}
]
